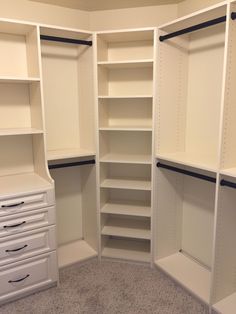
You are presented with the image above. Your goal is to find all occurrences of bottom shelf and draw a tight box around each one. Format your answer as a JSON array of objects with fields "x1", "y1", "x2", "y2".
[
  {"x1": 155, "y1": 253, "x2": 211, "y2": 303},
  {"x1": 102, "y1": 238, "x2": 150, "y2": 263},
  {"x1": 58, "y1": 240, "x2": 97, "y2": 268},
  {"x1": 213, "y1": 292, "x2": 236, "y2": 314}
]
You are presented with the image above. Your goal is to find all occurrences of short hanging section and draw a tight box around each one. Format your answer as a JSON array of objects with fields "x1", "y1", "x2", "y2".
[
  {"x1": 156, "y1": 162, "x2": 216, "y2": 183},
  {"x1": 40, "y1": 35, "x2": 92, "y2": 46},
  {"x1": 159, "y1": 12, "x2": 236, "y2": 42}
]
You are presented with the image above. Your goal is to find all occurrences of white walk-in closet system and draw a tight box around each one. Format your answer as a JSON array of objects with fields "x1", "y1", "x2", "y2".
[{"x1": 1, "y1": 1, "x2": 236, "y2": 313}]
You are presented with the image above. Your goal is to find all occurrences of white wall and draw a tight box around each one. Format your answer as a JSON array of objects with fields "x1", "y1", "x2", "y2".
[
  {"x1": 89, "y1": 4, "x2": 178, "y2": 31},
  {"x1": 178, "y1": 0, "x2": 223, "y2": 17},
  {"x1": 0, "y1": 0, "x2": 89, "y2": 29}
]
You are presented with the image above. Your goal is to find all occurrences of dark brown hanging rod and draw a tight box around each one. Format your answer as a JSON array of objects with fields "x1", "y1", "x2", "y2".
[
  {"x1": 40, "y1": 34, "x2": 92, "y2": 46},
  {"x1": 220, "y1": 179, "x2": 236, "y2": 190},
  {"x1": 159, "y1": 12, "x2": 236, "y2": 42},
  {"x1": 48, "y1": 159, "x2": 95, "y2": 170}
]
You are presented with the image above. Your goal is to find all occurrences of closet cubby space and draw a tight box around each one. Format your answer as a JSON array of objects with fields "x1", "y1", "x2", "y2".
[
  {"x1": 155, "y1": 161, "x2": 216, "y2": 303},
  {"x1": 0, "y1": 82, "x2": 43, "y2": 135},
  {"x1": 219, "y1": 3, "x2": 236, "y2": 179},
  {"x1": 0, "y1": 21, "x2": 39, "y2": 79},
  {"x1": 49, "y1": 162, "x2": 97, "y2": 268},
  {"x1": 212, "y1": 175, "x2": 236, "y2": 314},
  {"x1": 40, "y1": 27, "x2": 95, "y2": 161},
  {"x1": 102, "y1": 237, "x2": 150, "y2": 263},
  {"x1": 97, "y1": 30, "x2": 154, "y2": 63},
  {"x1": 97, "y1": 65, "x2": 153, "y2": 97},
  {"x1": 156, "y1": 5, "x2": 226, "y2": 172},
  {"x1": 98, "y1": 98, "x2": 152, "y2": 130},
  {"x1": 99, "y1": 131, "x2": 152, "y2": 164},
  {"x1": 0, "y1": 134, "x2": 52, "y2": 196},
  {"x1": 100, "y1": 188, "x2": 151, "y2": 217},
  {"x1": 100, "y1": 163, "x2": 151, "y2": 191}
]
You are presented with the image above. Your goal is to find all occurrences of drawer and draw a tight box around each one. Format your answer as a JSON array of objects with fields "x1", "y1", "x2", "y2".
[
  {"x1": 0, "y1": 251, "x2": 58, "y2": 303},
  {"x1": 0, "y1": 207, "x2": 55, "y2": 238},
  {"x1": 0, "y1": 226, "x2": 56, "y2": 266},
  {"x1": 0, "y1": 189, "x2": 55, "y2": 217}
]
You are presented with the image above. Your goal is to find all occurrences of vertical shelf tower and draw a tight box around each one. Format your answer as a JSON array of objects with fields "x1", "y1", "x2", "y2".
[{"x1": 95, "y1": 29, "x2": 156, "y2": 263}]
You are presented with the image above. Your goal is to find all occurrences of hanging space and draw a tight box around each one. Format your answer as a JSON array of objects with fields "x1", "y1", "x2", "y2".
[
  {"x1": 40, "y1": 26, "x2": 97, "y2": 268},
  {"x1": 212, "y1": 3, "x2": 236, "y2": 313},
  {"x1": 96, "y1": 29, "x2": 155, "y2": 263}
]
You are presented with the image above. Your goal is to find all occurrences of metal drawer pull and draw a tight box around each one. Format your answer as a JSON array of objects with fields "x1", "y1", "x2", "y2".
[
  {"x1": 2, "y1": 202, "x2": 24, "y2": 208},
  {"x1": 8, "y1": 274, "x2": 30, "y2": 283},
  {"x1": 6, "y1": 245, "x2": 28, "y2": 253},
  {"x1": 4, "y1": 221, "x2": 26, "y2": 229}
]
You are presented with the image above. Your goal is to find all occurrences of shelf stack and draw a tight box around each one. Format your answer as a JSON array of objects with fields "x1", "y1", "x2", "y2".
[{"x1": 96, "y1": 29, "x2": 156, "y2": 263}]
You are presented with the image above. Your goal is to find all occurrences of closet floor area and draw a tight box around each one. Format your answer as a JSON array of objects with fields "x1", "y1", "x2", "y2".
[{"x1": 0, "y1": 258, "x2": 211, "y2": 314}]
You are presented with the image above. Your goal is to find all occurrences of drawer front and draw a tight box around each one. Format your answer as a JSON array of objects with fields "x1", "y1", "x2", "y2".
[
  {"x1": 0, "y1": 226, "x2": 56, "y2": 266},
  {"x1": 0, "y1": 251, "x2": 58, "y2": 302},
  {"x1": 0, "y1": 189, "x2": 55, "y2": 217},
  {"x1": 0, "y1": 207, "x2": 55, "y2": 238}
]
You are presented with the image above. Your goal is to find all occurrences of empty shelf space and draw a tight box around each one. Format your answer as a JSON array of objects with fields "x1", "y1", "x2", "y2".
[
  {"x1": 102, "y1": 217, "x2": 151, "y2": 240},
  {"x1": 102, "y1": 238, "x2": 150, "y2": 263},
  {"x1": 101, "y1": 201, "x2": 151, "y2": 217},
  {"x1": 157, "y1": 152, "x2": 217, "y2": 173},
  {"x1": 0, "y1": 76, "x2": 40, "y2": 83},
  {"x1": 58, "y1": 240, "x2": 97, "y2": 268},
  {"x1": 99, "y1": 126, "x2": 152, "y2": 132},
  {"x1": 100, "y1": 178, "x2": 151, "y2": 191},
  {"x1": 213, "y1": 292, "x2": 236, "y2": 314},
  {"x1": 98, "y1": 95, "x2": 153, "y2": 99},
  {"x1": 155, "y1": 253, "x2": 211, "y2": 303},
  {"x1": 97, "y1": 59, "x2": 153, "y2": 69},
  {"x1": 0, "y1": 173, "x2": 52, "y2": 197},
  {"x1": 0, "y1": 128, "x2": 43, "y2": 136},
  {"x1": 100, "y1": 154, "x2": 152, "y2": 165},
  {"x1": 47, "y1": 148, "x2": 96, "y2": 161}
]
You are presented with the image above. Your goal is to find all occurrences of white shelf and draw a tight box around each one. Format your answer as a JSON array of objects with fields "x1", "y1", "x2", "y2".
[
  {"x1": 0, "y1": 173, "x2": 52, "y2": 198},
  {"x1": 0, "y1": 76, "x2": 40, "y2": 83},
  {"x1": 155, "y1": 253, "x2": 211, "y2": 303},
  {"x1": 100, "y1": 153, "x2": 152, "y2": 165},
  {"x1": 0, "y1": 128, "x2": 43, "y2": 136},
  {"x1": 98, "y1": 95, "x2": 153, "y2": 99},
  {"x1": 213, "y1": 292, "x2": 236, "y2": 314},
  {"x1": 58, "y1": 240, "x2": 97, "y2": 268},
  {"x1": 220, "y1": 167, "x2": 236, "y2": 178},
  {"x1": 99, "y1": 126, "x2": 152, "y2": 132},
  {"x1": 102, "y1": 217, "x2": 151, "y2": 240},
  {"x1": 47, "y1": 148, "x2": 95, "y2": 161},
  {"x1": 100, "y1": 178, "x2": 151, "y2": 191},
  {"x1": 157, "y1": 152, "x2": 217, "y2": 173},
  {"x1": 102, "y1": 238, "x2": 150, "y2": 263},
  {"x1": 101, "y1": 201, "x2": 151, "y2": 217},
  {"x1": 97, "y1": 59, "x2": 153, "y2": 69}
]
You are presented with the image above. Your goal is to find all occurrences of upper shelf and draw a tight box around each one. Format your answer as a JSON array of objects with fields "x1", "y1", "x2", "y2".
[
  {"x1": 47, "y1": 148, "x2": 96, "y2": 161},
  {"x1": 0, "y1": 77, "x2": 40, "y2": 83},
  {"x1": 97, "y1": 60, "x2": 153, "y2": 69},
  {"x1": 0, "y1": 128, "x2": 43, "y2": 136}
]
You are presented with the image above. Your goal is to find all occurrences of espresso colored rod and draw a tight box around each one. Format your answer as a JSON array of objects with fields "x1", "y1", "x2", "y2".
[
  {"x1": 156, "y1": 162, "x2": 216, "y2": 183},
  {"x1": 48, "y1": 159, "x2": 95, "y2": 170},
  {"x1": 40, "y1": 35, "x2": 92, "y2": 46},
  {"x1": 220, "y1": 179, "x2": 236, "y2": 189},
  {"x1": 159, "y1": 15, "x2": 226, "y2": 42}
]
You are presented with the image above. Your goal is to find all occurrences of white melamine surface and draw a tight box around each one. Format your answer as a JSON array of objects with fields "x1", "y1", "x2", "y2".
[
  {"x1": 102, "y1": 238, "x2": 150, "y2": 263},
  {"x1": 97, "y1": 60, "x2": 153, "y2": 69},
  {"x1": 58, "y1": 240, "x2": 97, "y2": 268},
  {"x1": 0, "y1": 77, "x2": 40, "y2": 83},
  {"x1": 47, "y1": 148, "x2": 95, "y2": 161},
  {"x1": 220, "y1": 167, "x2": 236, "y2": 178},
  {"x1": 98, "y1": 95, "x2": 153, "y2": 99},
  {"x1": 99, "y1": 126, "x2": 152, "y2": 131},
  {"x1": 101, "y1": 202, "x2": 151, "y2": 217},
  {"x1": 101, "y1": 178, "x2": 151, "y2": 191},
  {"x1": 102, "y1": 217, "x2": 151, "y2": 240},
  {"x1": 100, "y1": 153, "x2": 152, "y2": 164},
  {"x1": 0, "y1": 128, "x2": 43, "y2": 136},
  {"x1": 156, "y1": 253, "x2": 211, "y2": 303},
  {"x1": 213, "y1": 292, "x2": 236, "y2": 314},
  {"x1": 0, "y1": 173, "x2": 51, "y2": 198}
]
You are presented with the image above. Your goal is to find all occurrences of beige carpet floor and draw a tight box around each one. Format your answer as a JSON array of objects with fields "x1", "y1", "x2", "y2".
[{"x1": 0, "y1": 258, "x2": 213, "y2": 314}]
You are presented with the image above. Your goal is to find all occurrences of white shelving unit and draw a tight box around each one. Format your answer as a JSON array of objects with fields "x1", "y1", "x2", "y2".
[
  {"x1": 96, "y1": 28, "x2": 155, "y2": 264},
  {"x1": 40, "y1": 25, "x2": 98, "y2": 268}
]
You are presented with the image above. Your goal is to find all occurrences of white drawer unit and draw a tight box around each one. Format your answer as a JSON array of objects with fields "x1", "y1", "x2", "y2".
[
  {"x1": 0, "y1": 207, "x2": 55, "y2": 238},
  {"x1": 0, "y1": 251, "x2": 58, "y2": 304},
  {"x1": 0, "y1": 189, "x2": 55, "y2": 218},
  {"x1": 0, "y1": 226, "x2": 56, "y2": 266}
]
